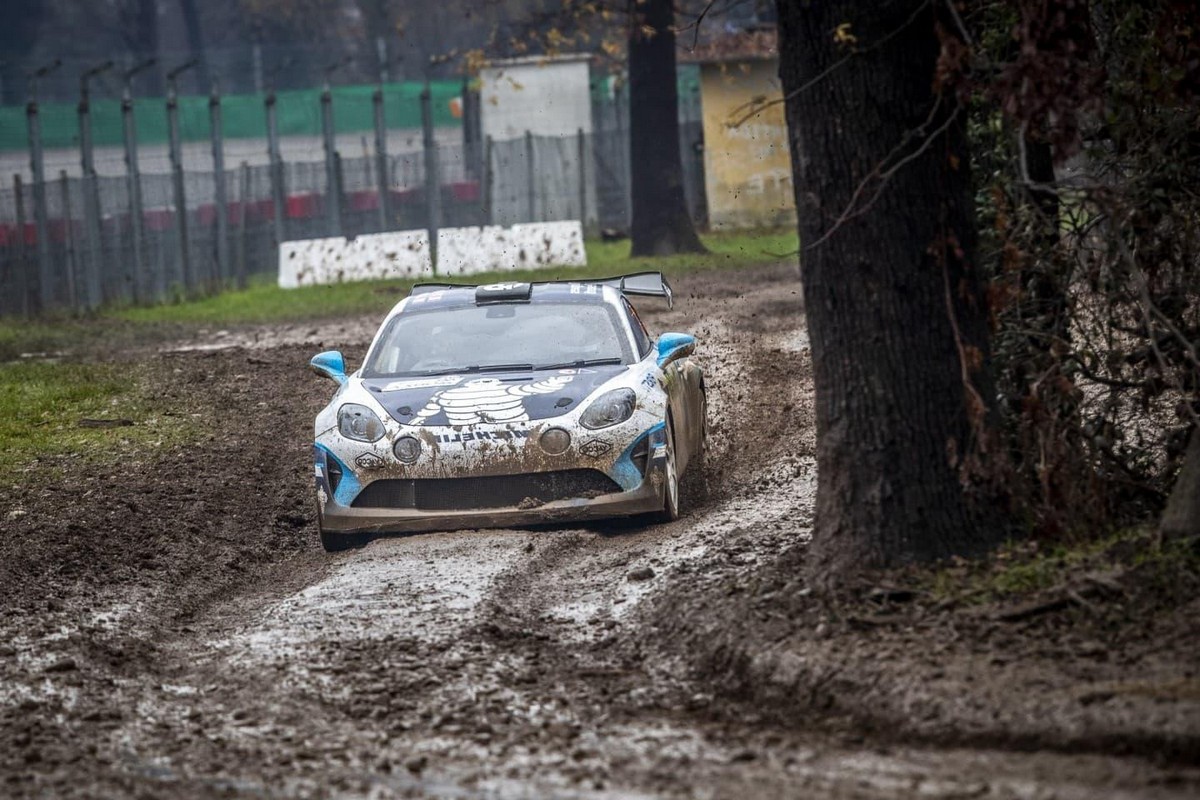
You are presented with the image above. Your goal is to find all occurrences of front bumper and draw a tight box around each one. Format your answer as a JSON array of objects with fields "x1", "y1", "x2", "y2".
[{"x1": 317, "y1": 466, "x2": 665, "y2": 536}]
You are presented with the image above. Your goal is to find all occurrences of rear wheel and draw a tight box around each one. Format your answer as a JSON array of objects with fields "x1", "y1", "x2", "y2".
[{"x1": 654, "y1": 418, "x2": 681, "y2": 522}]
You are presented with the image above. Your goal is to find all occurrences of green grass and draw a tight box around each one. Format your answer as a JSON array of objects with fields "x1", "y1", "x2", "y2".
[
  {"x1": 108, "y1": 228, "x2": 798, "y2": 327},
  {"x1": 0, "y1": 229, "x2": 795, "y2": 353},
  {"x1": 922, "y1": 526, "x2": 1200, "y2": 606},
  {"x1": 0, "y1": 361, "x2": 192, "y2": 476}
]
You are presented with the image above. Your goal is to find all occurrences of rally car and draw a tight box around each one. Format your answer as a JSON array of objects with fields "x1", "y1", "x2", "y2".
[{"x1": 308, "y1": 272, "x2": 707, "y2": 551}]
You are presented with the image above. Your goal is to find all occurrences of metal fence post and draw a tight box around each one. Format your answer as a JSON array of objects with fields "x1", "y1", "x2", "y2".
[
  {"x1": 210, "y1": 81, "x2": 229, "y2": 288},
  {"x1": 321, "y1": 81, "x2": 342, "y2": 237},
  {"x1": 420, "y1": 84, "x2": 440, "y2": 274},
  {"x1": 236, "y1": 161, "x2": 249, "y2": 289},
  {"x1": 373, "y1": 85, "x2": 391, "y2": 232},
  {"x1": 462, "y1": 77, "x2": 479, "y2": 180},
  {"x1": 13, "y1": 175, "x2": 30, "y2": 317},
  {"x1": 58, "y1": 170, "x2": 78, "y2": 312},
  {"x1": 123, "y1": 59, "x2": 154, "y2": 303},
  {"x1": 483, "y1": 135, "x2": 494, "y2": 226},
  {"x1": 79, "y1": 61, "x2": 112, "y2": 311},
  {"x1": 265, "y1": 89, "x2": 286, "y2": 249},
  {"x1": 26, "y1": 62, "x2": 60, "y2": 312},
  {"x1": 167, "y1": 60, "x2": 197, "y2": 294},
  {"x1": 577, "y1": 127, "x2": 588, "y2": 232},
  {"x1": 525, "y1": 130, "x2": 536, "y2": 223}
]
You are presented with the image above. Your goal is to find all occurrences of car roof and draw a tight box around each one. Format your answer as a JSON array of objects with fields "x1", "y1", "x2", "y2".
[{"x1": 398, "y1": 281, "x2": 616, "y2": 313}]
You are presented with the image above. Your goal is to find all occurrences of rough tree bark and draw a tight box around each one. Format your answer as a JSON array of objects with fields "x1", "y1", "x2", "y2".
[
  {"x1": 776, "y1": 0, "x2": 1008, "y2": 578},
  {"x1": 628, "y1": 0, "x2": 706, "y2": 256}
]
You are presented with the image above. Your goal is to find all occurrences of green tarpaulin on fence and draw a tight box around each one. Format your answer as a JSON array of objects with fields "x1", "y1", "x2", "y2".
[{"x1": 0, "y1": 80, "x2": 464, "y2": 152}]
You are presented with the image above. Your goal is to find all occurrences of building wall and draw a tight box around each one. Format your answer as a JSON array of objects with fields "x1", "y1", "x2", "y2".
[
  {"x1": 699, "y1": 59, "x2": 796, "y2": 230},
  {"x1": 480, "y1": 56, "x2": 594, "y2": 140}
]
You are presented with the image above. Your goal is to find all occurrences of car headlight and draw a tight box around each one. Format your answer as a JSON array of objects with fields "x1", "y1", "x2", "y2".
[
  {"x1": 338, "y1": 403, "x2": 385, "y2": 442},
  {"x1": 580, "y1": 388, "x2": 636, "y2": 430}
]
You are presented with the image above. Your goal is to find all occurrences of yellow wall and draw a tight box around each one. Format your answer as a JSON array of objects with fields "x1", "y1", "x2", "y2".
[{"x1": 699, "y1": 59, "x2": 796, "y2": 230}]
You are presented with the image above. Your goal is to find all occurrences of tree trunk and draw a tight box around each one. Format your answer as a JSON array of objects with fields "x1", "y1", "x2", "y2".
[
  {"x1": 775, "y1": 0, "x2": 1008, "y2": 578},
  {"x1": 628, "y1": 0, "x2": 706, "y2": 256},
  {"x1": 1161, "y1": 426, "x2": 1200, "y2": 539}
]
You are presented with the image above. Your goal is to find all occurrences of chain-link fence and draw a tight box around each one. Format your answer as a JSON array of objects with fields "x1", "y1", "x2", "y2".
[{"x1": 0, "y1": 89, "x2": 708, "y2": 319}]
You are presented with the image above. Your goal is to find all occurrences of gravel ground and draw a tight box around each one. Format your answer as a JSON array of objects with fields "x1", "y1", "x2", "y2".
[{"x1": 1, "y1": 264, "x2": 1197, "y2": 798}]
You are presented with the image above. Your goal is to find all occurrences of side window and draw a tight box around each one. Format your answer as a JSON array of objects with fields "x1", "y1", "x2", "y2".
[{"x1": 622, "y1": 297, "x2": 652, "y2": 357}]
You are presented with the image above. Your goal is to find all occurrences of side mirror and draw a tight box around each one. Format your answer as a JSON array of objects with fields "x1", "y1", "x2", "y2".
[
  {"x1": 656, "y1": 333, "x2": 696, "y2": 368},
  {"x1": 310, "y1": 350, "x2": 348, "y2": 385}
]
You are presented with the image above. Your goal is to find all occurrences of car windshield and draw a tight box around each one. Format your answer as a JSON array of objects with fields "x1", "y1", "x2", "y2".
[{"x1": 362, "y1": 301, "x2": 633, "y2": 377}]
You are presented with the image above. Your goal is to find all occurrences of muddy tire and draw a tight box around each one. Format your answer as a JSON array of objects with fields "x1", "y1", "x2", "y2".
[
  {"x1": 682, "y1": 392, "x2": 709, "y2": 507},
  {"x1": 319, "y1": 529, "x2": 371, "y2": 553},
  {"x1": 653, "y1": 417, "x2": 682, "y2": 523}
]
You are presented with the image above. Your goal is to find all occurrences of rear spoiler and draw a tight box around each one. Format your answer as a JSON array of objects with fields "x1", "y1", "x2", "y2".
[
  {"x1": 411, "y1": 271, "x2": 674, "y2": 308},
  {"x1": 592, "y1": 272, "x2": 674, "y2": 308}
]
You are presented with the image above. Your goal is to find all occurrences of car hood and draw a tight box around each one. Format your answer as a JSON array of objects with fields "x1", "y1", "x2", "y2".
[{"x1": 361, "y1": 364, "x2": 630, "y2": 427}]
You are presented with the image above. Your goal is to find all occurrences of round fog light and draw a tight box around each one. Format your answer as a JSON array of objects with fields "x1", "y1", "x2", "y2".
[
  {"x1": 540, "y1": 427, "x2": 571, "y2": 455},
  {"x1": 393, "y1": 436, "x2": 422, "y2": 463}
]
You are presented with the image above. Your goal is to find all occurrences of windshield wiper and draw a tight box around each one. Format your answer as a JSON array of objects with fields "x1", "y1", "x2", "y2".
[
  {"x1": 471, "y1": 362, "x2": 535, "y2": 373},
  {"x1": 397, "y1": 363, "x2": 535, "y2": 377},
  {"x1": 535, "y1": 357, "x2": 625, "y2": 370}
]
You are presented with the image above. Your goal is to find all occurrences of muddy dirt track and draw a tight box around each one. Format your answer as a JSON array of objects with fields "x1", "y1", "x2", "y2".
[{"x1": 2, "y1": 265, "x2": 1198, "y2": 798}]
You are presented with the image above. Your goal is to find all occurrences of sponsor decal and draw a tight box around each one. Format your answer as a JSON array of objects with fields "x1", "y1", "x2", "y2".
[
  {"x1": 412, "y1": 375, "x2": 575, "y2": 425},
  {"x1": 580, "y1": 439, "x2": 613, "y2": 458},
  {"x1": 315, "y1": 464, "x2": 324, "y2": 478},
  {"x1": 569, "y1": 283, "x2": 600, "y2": 295},
  {"x1": 382, "y1": 375, "x2": 463, "y2": 391},
  {"x1": 355, "y1": 452, "x2": 386, "y2": 470},
  {"x1": 431, "y1": 429, "x2": 530, "y2": 444},
  {"x1": 317, "y1": 486, "x2": 328, "y2": 512},
  {"x1": 641, "y1": 372, "x2": 657, "y2": 389},
  {"x1": 480, "y1": 282, "x2": 523, "y2": 292},
  {"x1": 652, "y1": 444, "x2": 667, "y2": 458},
  {"x1": 410, "y1": 290, "x2": 445, "y2": 304}
]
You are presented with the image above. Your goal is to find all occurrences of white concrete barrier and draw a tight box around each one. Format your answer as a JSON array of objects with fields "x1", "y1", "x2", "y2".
[
  {"x1": 278, "y1": 230, "x2": 431, "y2": 288},
  {"x1": 278, "y1": 221, "x2": 586, "y2": 287},
  {"x1": 435, "y1": 221, "x2": 587, "y2": 276}
]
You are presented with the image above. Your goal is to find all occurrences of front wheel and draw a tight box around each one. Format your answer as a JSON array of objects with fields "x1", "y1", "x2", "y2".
[{"x1": 653, "y1": 419, "x2": 681, "y2": 523}]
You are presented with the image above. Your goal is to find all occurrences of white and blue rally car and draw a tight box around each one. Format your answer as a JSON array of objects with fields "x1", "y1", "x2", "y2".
[{"x1": 309, "y1": 273, "x2": 707, "y2": 551}]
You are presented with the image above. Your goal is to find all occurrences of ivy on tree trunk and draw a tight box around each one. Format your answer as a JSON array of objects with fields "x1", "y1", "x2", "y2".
[
  {"x1": 775, "y1": 0, "x2": 1009, "y2": 578},
  {"x1": 628, "y1": 0, "x2": 705, "y2": 257}
]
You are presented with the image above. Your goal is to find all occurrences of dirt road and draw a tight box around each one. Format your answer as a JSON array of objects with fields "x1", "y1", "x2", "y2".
[{"x1": 2, "y1": 265, "x2": 1196, "y2": 798}]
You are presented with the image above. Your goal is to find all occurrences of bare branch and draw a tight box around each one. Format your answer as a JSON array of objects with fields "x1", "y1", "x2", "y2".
[
  {"x1": 726, "y1": 0, "x2": 932, "y2": 127},
  {"x1": 805, "y1": 97, "x2": 960, "y2": 251}
]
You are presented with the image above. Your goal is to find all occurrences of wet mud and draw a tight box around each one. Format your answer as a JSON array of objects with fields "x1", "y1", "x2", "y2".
[{"x1": 2, "y1": 264, "x2": 1197, "y2": 798}]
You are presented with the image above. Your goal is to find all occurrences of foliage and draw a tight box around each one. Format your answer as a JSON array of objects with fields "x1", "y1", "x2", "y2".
[{"x1": 958, "y1": 0, "x2": 1200, "y2": 539}]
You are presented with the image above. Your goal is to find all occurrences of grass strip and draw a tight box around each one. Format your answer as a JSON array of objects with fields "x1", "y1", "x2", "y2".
[{"x1": 0, "y1": 361, "x2": 192, "y2": 477}]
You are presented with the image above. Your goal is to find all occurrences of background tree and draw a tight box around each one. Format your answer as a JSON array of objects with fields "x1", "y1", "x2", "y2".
[
  {"x1": 775, "y1": 0, "x2": 1008, "y2": 578},
  {"x1": 627, "y1": 0, "x2": 706, "y2": 256}
]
